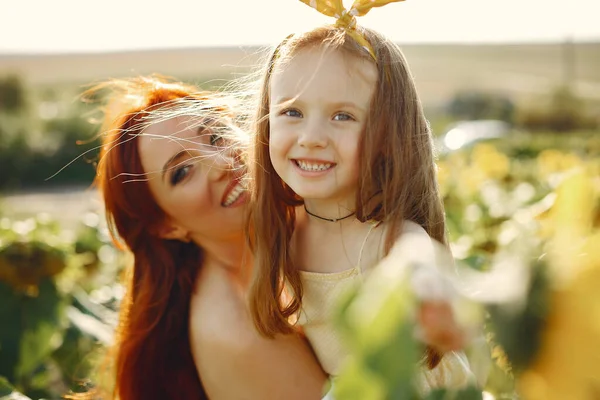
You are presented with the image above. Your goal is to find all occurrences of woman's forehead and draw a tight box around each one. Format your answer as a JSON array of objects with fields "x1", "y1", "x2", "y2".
[{"x1": 141, "y1": 115, "x2": 198, "y2": 139}]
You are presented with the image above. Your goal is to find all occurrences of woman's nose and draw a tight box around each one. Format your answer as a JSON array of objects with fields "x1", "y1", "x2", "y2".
[{"x1": 205, "y1": 147, "x2": 239, "y2": 182}]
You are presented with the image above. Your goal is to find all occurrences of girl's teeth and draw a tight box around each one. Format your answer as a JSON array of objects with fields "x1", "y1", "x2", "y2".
[
  {"x1": 297, "y1": 160, "x2": 332, "y2": 171},
  {"x1": 223, "y1": 183, "x2": 245, "y2": 206}
]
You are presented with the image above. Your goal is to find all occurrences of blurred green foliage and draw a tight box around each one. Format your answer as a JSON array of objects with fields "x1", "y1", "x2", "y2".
[
  {"x1": 448, "y1": 91, "x2": 516, "y2": 123},
  {"x1": 0, "y1": 212, "x2": 123, "y2": 399},
  {"x1": 0, "y1": 75, "x2": 28, "y2": 112},
  {"x1": 334, "y1": 140, "x2": 599, "y2": 399},
  {"x1": 0, "y1": 75, "x2": 99, "y2": 192}
]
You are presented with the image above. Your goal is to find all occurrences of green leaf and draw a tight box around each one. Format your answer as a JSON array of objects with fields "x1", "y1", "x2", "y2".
[
  {"x1": 0, "y1": 283, "x2": 22, "y2": 382},
  {"x1": 0, "y1": 376, "x2": 32, "y2": 400},
  {"x1": 0, "y1": 376, "x2": 15, "y2": 397},
  {"x1": 334, "y1": 357, "x2": 386, "y2": 400},
  {"x1": 424, "y1": 386, "x2": 483, "y2": 400},
  {"x1": 369, "y1": 322, "x2": 419, "y2": 399},
  {"x1": 0, "y1": 278, "x2": 67, "y2": 385},
  {"x1": 16, "y1": 278, "x2": 67, "y2": 380},
  {"x1": 487, "y1": 259, "x2": 550, "y2": 371},
  {"x1": 335, "y1": 263, "x2": 422, "y2": 399}
]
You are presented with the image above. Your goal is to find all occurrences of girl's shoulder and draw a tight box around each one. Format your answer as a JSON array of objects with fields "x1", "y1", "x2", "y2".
[
  {"x1": 380, "y1": 219, "x2": 431, "y2": 249},
  {"x1": 375, "y1": 219, "x2": 438, "y2": 271},
  {"x1": 400, "y1": 220, "x2": 427, "y2": 236}
]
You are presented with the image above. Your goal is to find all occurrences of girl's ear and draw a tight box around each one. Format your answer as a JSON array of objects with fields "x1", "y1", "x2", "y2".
[{"x1": 157, "y1": 221, "x2": 191, "y2": 242}]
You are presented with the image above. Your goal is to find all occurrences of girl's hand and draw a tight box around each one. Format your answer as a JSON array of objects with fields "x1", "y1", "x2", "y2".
[
  {"x1": 417, "y1": 300, "x2": 468, "y2": 353},
  {"x1": 377, "y1": 222, "x2": 483, "y2": 354}
]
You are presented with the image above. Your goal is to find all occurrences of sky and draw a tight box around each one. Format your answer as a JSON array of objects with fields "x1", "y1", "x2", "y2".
[{"x1": 1, "y1": 0, "x2": 598, "y2": 54}]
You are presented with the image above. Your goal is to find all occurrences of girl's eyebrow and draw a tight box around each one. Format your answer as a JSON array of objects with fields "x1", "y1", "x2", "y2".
[
  {"x1": 329, "y1": 101, "x2": 366, "y2": 113},
  {"x1": 271, "y1": 97, "x2": 298, "y2": 107},
  {"x1": 271, "y1": 97, "x2": 365, "y2": 114}
]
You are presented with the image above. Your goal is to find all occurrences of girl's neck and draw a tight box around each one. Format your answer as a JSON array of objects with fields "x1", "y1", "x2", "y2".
[{"x1": 303, "y1": 198, "x2": 356, "y2": 225}]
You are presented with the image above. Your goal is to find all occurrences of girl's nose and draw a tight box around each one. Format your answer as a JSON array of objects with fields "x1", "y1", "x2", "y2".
[{"x1": 298, "y1": 119, "x2": 327, "y2": 148}]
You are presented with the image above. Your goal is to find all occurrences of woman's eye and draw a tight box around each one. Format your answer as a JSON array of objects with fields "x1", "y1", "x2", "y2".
[
  {"x1": 210, "y1": 133, "x2": 225, "y2": 147},
  {"x1": 197, "y1": 122, "x2": 224, "y2": 146},
  {"x1": 170, "y1": 164, "x2": 192, "y2": 186},
  {"x1": 282, "y1": 109, "x2": 302, "y2": 118},
  {"x1": 333, "y1": 112, "x2": 354, "y2": 122}
]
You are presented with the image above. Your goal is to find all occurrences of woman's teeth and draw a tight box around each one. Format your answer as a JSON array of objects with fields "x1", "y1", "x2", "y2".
[
  {"x1": 295, "y1": 160, "x2": 333, "y2": 172},
  {"x1": 223, "y1": 182, "x2": 245, "y2": 206}
]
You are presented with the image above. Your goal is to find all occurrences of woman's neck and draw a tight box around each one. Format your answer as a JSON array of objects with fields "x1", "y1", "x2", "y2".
[{"x1": 196, "y1": 234, "x2": 252, "y2": 284}]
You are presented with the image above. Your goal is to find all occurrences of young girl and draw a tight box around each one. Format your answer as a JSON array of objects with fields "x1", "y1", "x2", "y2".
[{"x1": 248, "y1": 0, "x2": 475, "y2": 394}]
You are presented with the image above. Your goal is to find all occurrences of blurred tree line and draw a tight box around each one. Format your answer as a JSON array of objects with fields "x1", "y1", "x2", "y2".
[
  {"x1": 0, "y1": 73, "x2": 599, "y2": 192},
  {"x1": 0, "y1": 75, "x2": 99, "y2": 192},
  {"x1": 445, "y1": 87, "x2": 599, "y2": 132}
]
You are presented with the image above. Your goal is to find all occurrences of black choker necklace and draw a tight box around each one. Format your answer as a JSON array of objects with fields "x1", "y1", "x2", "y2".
[{"x1": 303, "y1": 205, "x2": 356, "y2": 223}]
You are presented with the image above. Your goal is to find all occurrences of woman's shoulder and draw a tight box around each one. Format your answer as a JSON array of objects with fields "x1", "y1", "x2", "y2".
[
  {"x1": 188, "y1": 262, "x2": 328, "y2": 399},
  {"x1": 189, "y1": 263, "x2": 249, "y2": 348}
]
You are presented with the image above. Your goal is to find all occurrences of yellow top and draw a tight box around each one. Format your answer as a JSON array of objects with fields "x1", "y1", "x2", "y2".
[{"x1": 298, "y1": 265, "x2": 475, "y2": 393}]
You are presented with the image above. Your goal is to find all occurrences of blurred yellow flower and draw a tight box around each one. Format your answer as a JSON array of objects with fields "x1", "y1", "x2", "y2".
[
  {"x1": 518, "y1": 256, "x2": 600, "y2": 400},
  {"x1": 491, "y1": 345, "x2": 512, "y2": 374},
  {"x1": 459, "y1": 165, "x2": 486, "y2": 197},
  {"x1": 471, "y1": 144, "x2": 510, "y2": 181},
  {"x1": 537, "y1": 149, "x2": 583, "y2": 178},
  {"x1": 518, "y1": 172, "x2": 600, "y2": 400}
]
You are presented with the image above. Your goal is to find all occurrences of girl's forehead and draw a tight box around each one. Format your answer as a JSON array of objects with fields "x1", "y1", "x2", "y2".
[
  {"x1": 275, "y1": 45, "x2": 372, "y2": 74},
  {"x1": 270, "y1": 46, "x2": 377, "y2": 101}
]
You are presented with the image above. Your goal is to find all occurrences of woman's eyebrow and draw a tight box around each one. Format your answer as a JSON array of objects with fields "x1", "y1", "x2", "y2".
[{"x1": 161, "y1": 150, "x2": 189, "y2": 182}]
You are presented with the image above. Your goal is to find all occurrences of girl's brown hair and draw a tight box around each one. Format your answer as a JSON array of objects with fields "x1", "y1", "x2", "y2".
[
  {"x1": 248, "y1": 26, "x2": 446, "y2": 368},
  {"x1": 77, "y1": 76, "x2": 231, "y2": 399}
]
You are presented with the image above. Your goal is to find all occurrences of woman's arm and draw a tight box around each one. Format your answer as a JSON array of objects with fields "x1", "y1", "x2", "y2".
[{"x1": 189, "y1": 265, "x2": 327, "y2": 400}]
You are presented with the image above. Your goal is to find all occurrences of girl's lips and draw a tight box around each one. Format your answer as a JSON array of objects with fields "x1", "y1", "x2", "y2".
[
  {"x1": 291, "y1": 159, "x2": 336, "y2": 177},
  {"x1": 292, "y1": 157, "x2": 335, "y2": 164}
]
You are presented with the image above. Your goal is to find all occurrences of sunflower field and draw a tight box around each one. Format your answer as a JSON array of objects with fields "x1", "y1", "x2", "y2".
[
  {"x1": 1, "y1": 131, "x2": 599, "y2": 399},
  {"x1": 333, "y1": 131, "x2": 600, "y2": 399}
]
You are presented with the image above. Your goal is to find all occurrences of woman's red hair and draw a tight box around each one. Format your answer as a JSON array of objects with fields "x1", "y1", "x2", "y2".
[{"x1": 78, "y1": 76, "x2": 214, "y2": 399}]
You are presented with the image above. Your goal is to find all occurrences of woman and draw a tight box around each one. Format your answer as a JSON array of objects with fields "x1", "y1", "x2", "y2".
[{"x1": 87, "y1": 75, "x2": 326, "y2": 399}]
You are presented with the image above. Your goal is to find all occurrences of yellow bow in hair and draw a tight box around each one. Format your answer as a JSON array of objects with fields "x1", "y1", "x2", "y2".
[{"x1": 298, "y1": 0, "x2": 405, "y2": 60}]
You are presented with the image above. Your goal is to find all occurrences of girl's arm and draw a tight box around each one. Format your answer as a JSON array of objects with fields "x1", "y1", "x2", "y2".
[
  {"x1": 380, "y1": 221, "x2": 472, "y2": 353},
  {"x1": 189, "y1": 264, "x2": 328, "y2": 400}
]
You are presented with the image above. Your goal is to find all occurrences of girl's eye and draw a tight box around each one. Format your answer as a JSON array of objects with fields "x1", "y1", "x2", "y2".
[
  {"x1": 170, "y1": 164, "x2": 192, "y2": 186},
  {"x1": 282, "y1": 109, "x2": 302, "y2": 118},
  {"x1": 333, "y1": 112, "x2": 354, "y2": 122}
]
